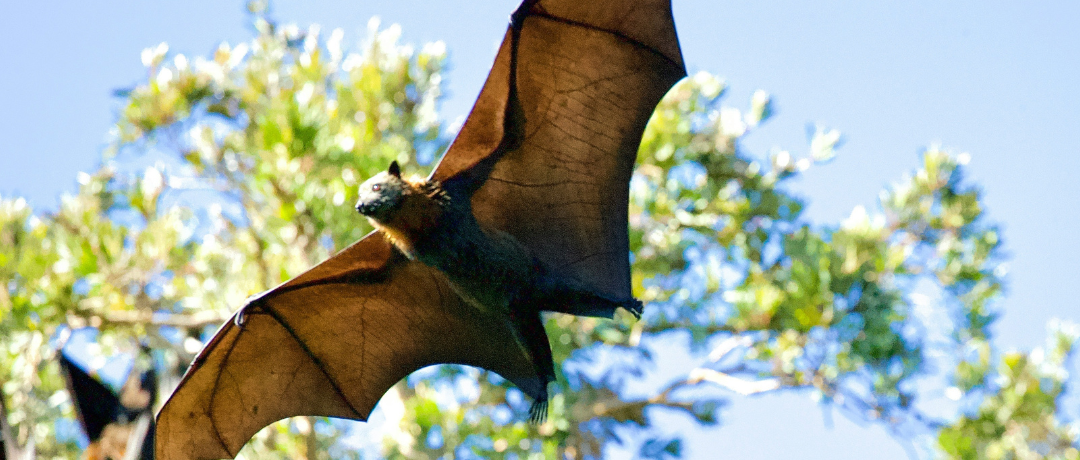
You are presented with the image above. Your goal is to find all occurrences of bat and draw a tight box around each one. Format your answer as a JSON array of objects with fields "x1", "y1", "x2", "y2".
[
  {"x1": 154, "y1": 0, "x2": 685, "y2": 458},
  {"x1": 59, "y1": 352, "x2": 156, "y2": 460}
]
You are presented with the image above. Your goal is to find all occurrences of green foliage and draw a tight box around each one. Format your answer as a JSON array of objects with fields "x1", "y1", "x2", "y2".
[
  {"x1": 938, "y1": 321, "x2": 1080, "y2": 460},
  {"x1": 1, "y1": 8, "x2": 447, "y2": 459},
  {"x1": 0, "y1": 5, "x2": 1076, "y2": 460}
]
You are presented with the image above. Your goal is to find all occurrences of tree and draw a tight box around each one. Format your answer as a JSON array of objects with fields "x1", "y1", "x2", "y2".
[{"x1": 0, "y1": 5, "x2": 1076, "y2": 459}]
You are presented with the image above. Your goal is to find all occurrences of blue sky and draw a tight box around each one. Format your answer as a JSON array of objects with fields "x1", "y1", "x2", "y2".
[{"x1": 2, "y1": 1, "x2": 1078, "y2": 458}]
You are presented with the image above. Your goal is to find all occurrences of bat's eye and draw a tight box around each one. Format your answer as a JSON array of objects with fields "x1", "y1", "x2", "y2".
[{"x1": 372, "y1": 184, "x2": 381, "y2": 191}]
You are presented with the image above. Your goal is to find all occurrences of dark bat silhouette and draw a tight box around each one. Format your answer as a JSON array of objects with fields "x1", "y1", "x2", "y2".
[
  {"x1": 59, "y1": 352, "x2": 156, "y2": 460},
  {"x1": 155, "y1": 0, "x2": 685, "y2": 458}
]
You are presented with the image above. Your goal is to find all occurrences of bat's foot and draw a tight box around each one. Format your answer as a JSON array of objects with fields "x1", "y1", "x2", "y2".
[
  {"x1": 534, "y1": 275, "x2": 647, "y2": 319},
  {"x1": 621, "y1": 298, "x2": 644, "y2": 319},
  {"x1": 528, "y1": 397, "x2": 548, "y2": 424}
]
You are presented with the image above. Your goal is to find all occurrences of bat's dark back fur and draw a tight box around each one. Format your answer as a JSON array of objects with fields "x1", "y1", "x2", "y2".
[{"x1": 357, "y1": 164, "x2": 642, "y2": 418}]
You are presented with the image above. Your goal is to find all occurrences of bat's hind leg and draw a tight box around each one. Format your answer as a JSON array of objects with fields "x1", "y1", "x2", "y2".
[
  {"x1": 509, "y1": 308, "x2": 554, "y2": 424},
  {"x1": 538, "y1": 279, "x2": 644, "y2": 319}
]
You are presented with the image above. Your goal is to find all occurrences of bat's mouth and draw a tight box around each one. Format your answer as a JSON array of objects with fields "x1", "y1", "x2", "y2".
[{"x1": 355, "y1": 202, "x2": 373, "y2": 216}]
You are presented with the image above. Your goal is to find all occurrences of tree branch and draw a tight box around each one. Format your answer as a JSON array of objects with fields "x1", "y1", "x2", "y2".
[
  {"x1": 91, "y1": 309, "x2": 230, "y2": 328},
  {"x1": 687, "y1": 368, "x2": 781, "y2": 396}
]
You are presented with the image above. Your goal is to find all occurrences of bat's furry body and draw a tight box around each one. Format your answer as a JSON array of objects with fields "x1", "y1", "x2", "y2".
[{"x1": 356, "y1": 161, "x2": 641, "y2": 420}]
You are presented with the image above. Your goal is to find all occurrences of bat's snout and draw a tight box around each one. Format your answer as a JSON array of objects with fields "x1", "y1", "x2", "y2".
[{"x1": 356, "y1": 201, "x2": 375, "y2": 216}]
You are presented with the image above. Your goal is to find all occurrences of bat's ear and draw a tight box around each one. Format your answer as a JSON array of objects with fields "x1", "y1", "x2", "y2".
[{"x1": 388, "y1": 161, "x2": 401, "y2": 178}]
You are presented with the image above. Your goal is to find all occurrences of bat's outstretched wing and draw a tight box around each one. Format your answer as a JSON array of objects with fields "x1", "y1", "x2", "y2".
[
  {"x1": 433, "y1": 0, "x2": 686, "y2": 308},
  {"x1": 154, "y1": 233, "x2": 539, "y2": 460},
  {"x1": 59, "y1": 353, "x2": 121, "y2": 443}
]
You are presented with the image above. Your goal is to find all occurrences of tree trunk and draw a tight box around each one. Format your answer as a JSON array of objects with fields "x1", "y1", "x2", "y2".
[{"x1": 0, "y1": 386, "x2": 19, "y2": 460}]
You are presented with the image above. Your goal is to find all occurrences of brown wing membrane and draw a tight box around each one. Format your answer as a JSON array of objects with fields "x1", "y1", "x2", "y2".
[
  {"x1": 154, "y1": 234, "x2": 539, "y2": 460},
  {"x1": 432, "y1": 0, "x2": 686, "y2": 305}
]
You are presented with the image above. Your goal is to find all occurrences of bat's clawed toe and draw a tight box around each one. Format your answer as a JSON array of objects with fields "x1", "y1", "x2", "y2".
[{"x1": 527, "y1": 397, "x2": 549, "y2": 425}]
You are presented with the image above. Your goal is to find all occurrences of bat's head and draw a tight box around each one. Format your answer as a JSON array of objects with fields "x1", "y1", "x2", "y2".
[{"x1": 355, "y1": 161, "x2": 408, "y2": 221}]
